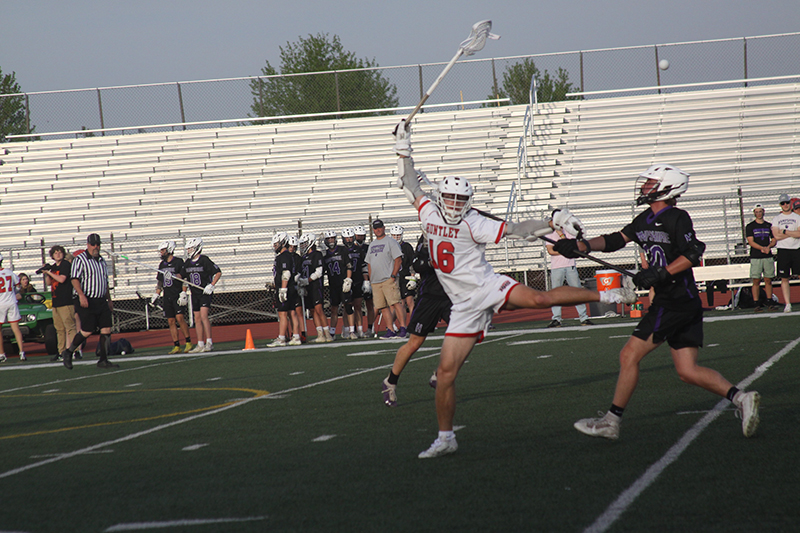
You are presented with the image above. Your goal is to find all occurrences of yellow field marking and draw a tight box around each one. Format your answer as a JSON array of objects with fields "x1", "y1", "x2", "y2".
[{"x1": 0, "y1": 387, "x2": 270, "y2": 441}]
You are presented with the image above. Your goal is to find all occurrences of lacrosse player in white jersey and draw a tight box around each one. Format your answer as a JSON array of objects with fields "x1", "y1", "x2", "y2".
[
  {"x1": 0, "y1": 253, "x2": 26, "y2": 362},
  {"x1": 392, "y1": 120, "x2": 636, "y2": 458}
]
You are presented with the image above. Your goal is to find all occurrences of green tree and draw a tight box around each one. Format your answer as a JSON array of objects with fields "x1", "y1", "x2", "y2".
[
  {"x1": 250, "y1": 33, "x2": 398, "y2": 122},
  {"x1": 488, "y1": 58, "x2": 578, "y2": 106},
  {"x1": 0, "y1": 67, "x2": 33, "y2": 140}
]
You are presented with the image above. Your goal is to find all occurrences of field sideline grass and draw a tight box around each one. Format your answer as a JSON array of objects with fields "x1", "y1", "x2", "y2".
[{"x1": 1, "y1": 312, "x2": 797, "y2": 532}]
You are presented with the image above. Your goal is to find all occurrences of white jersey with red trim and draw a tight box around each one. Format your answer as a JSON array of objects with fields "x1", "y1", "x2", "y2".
[
  {"x1": 418, "y1": 197, "x2": 505, "y2": 305},
  {"x1": 0, "y1": 267, "x2": 20, "y2": 307}
]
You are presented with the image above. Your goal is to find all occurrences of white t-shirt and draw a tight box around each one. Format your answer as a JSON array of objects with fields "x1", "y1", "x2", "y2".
[
  {"x1": 0, "y1": 267, "x2": 20, "y2": 306},
  {"x1": 546, "y1": 230, "x2": 576, "y2": 270},
  {"x1": 771, "y1": 211, "x2": 800, "y2": 250},
  {"x1": 418, "y1": 198, "x2": 505, "y2": 305}
]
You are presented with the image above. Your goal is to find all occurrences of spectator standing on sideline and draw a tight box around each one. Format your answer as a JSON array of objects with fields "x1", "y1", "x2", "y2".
[
  {"x1": 61, "y1": 233, "x2": 117, "y2": 369},
  {"x1": 181, "y1": 237, "x2": 222, "y2": 353},
  {"x1": 42, "y1": 245, "x2": 77, "y2": 359},
  {"x1": 554, "y1": 164, "x2": 761, "y2": 440},
  {"x1": 0, "y1": 253, "x2": 26, "y2": 362},
  {"x1": 745, "y1": 204, "x2": 777, "y2": 311},
  {"x1": 545, "y1": 227, "x2": 593, "y2": 328},
  {"x1": 153, "y1": 240, "x2": 193, "y2": 354},
  {"x1": 366, "y1": 219, "x2": 407, "y2": 338},
  {"x1": 771, "y1": 193, "x2": 800, "y2": 313}
]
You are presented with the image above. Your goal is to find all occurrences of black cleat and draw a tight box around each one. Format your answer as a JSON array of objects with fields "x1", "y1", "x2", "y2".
[
  {"x1": 97, "y1": 359, "x2": 119, "y2": 369},
  {"x1": 62, "y1": 350, "x2": 73, "y2": 370}
]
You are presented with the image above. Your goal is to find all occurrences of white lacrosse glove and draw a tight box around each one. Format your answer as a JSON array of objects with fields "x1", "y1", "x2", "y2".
[
  {"x1": 362, "y1": 280, "x2": 371, "y2": 294},
  {"x1": 163, "y1": 271, "x2": 173, "y2": 283},
  {"x1": 342, "y1": 277, "x2": 352, "y2": 293},
  {"x1": 392, "y1": 119, "x2": 412, "y2": 157},
  {"x1": 278, "y1": 287, "x2": 288, "y2": 303},
  {"x1": 203, "y1": 284, "x2": 215, "y2": 295},
  {"x1": 551, "y1": 208, "x2": 586, "y2": 237},
  {"x1": 297, "y1": 277, "x2": 309, "y2": 287},
  {"x1": 599, "y1": 287, "x2": 638, "y2": 305},
  {"x1": 406, "y1": 279, "x2": 417, "y2": 291},
  {"x1": 297, "y1": 286, "x2": 307, "y2": 297},
  {"x1": 177, "y1": 292, "x2": 189, "y2": 306},
  {"x1": 506, "y1": 218, "x2": 553, "y2": 241},
  {"x1": 150, "y1": 292, "x2": 160, "y2": 304}
]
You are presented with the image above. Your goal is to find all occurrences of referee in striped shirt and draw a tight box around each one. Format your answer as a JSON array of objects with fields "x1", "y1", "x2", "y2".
[{"x1": 62, "y1": 233, "x2": 118, "y2": 369}]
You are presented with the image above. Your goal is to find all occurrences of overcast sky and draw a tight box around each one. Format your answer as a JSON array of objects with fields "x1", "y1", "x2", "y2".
[{"x1": 2, "y1": 0, "x2": 799, "y2": 93}]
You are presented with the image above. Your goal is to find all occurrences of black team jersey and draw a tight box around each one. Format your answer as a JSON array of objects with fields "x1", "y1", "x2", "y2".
[
  {"x1": 181, "y1": 255, "x2": 221, "y2": 294},
  {"x1": 412, "y1": 239, "x2": 449, "y2": 300},
  {"x1": 621, "y1": 205, "x2": 704, "y2": 310},
  {"x1": 324, "y1": 245, "x2": 352, "y2": 285},
  {"x1": 274, "y1": 250, "x2": 297, "y2": 289},
  {"x1": 157, "y1": 257, "x2": 185, "y2": 298},
  {"x1": 398, "y1": 241, "x2": 415, "y2": 281},
  {"x1": 300, "y1": 248, "x2": 325, "y2": 288},
  {"x1": 347, "y1": 243, "x2": 368, "y2": 283}
]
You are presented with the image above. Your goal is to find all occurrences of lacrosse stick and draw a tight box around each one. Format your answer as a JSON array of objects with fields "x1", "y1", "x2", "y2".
[
  {"x1": 104, "y1": 250, "x2": 205, "y2": 290},
  {"x1": 473, "y1": 208, "x2": 636, "y2": 278},
  {"x1": 135, "y1": 290, "x2": 164, "y2": 313},
  {"x1": 405, "y1": 20, "x2": 500, "y2": 124}
]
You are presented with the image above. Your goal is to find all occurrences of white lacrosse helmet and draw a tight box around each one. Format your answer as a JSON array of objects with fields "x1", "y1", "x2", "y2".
[
  {"x1": 353, "y1": 225, "x2": 366, "y2": 244},
  {"x1": 323, "y1": 230, "x2": 337, "y2": 250},
  {"x1": 341, "y1": 227, "x2": 355, "y2": 246},
  {"x1": 288, "y1": 235, "x2": 299, "y2": 247},
  {"x1": 299, "y1": 233, "x2": 317, "y2": 255},
  {"x1": 389, "y1": 225, "x2": 404, "y2": 242},
  {"x1": 635, "y1": 164, "x2": 690, "y2": 206},
  {"x1": 186, "y1": 237, "x2": 203, "y2": 258},
  {"x1": 158, "y1": 240, "x2": 176, "y2": 258},
  {"x1": 272, "y1": 231, "x2": 289, "y2": 253},
  {"x1": 435, "y1": 176, "x2": 473, "y2": 224}
]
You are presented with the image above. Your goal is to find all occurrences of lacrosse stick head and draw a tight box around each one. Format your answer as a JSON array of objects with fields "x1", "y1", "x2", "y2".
[{"x1": 460, "y1": 20, "x2": 500, "y2": 56}]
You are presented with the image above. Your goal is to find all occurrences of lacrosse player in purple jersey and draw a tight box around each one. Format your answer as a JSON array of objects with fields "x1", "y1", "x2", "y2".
[
  {"x1": 153, "y1": 240, "x2": 193, "y2": 354},
  {"x1": 180, "y1": 237, "x2": 221, "y2": 353},
  {"x1": 297, "y1": 233, "x2": 331, "y2": 343},
  {"x1": 268, "y1": 232, "x2": 302, "y2": 347},
  {"x1": 323, "y1": 230, "x2": 354, "y2": 340},
  {"x1": 354, "y1": 225, "x2": 376, "y2": 336},
  {"x1": 343, "y1": 228, "x2": 366, "y2": 339}
]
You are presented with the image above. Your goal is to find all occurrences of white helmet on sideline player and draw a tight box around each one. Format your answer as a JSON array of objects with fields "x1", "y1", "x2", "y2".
[
  {"x1": 635, "y1": 164, "x2": 690, "y2": 206},
  {"x1": 158, "y1": 240, "x2": 176, "y2": 260},
  {"x1": 389, "y1": 225, "x2": 404, "y2": 243},
  {"x1": 435, "y1": 176, "x2": 473, "y2": 225},
  {"x1": 272, "y1": 231, "x2": 288, "y2": 254},
  {"x1": 299, "y1": 233, "x2": 317, "y2": 255},
  {"x1": 323, "y1": 230, "x2": 337, "y2": 250},
  {"x1": 288, "y1": 235, "x2": 299, "y2": 248},
  {"x1": 186, "y1": 237, "x2": 203, "y2": 259},
  {"x1": 341, "y1": 227, "x2": 355, "y2": 246},
  {"x1": 353, "y1": 225, "x2": 366, "y2": 245}
]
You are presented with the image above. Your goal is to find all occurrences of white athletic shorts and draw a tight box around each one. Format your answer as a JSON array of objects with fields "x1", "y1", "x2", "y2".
[
  {"x1": 0, "y1": 301, "x2": 21, "y2": 323},
  {"x1": 445, "y1": 273, "x2": 518, "y2": 343}
]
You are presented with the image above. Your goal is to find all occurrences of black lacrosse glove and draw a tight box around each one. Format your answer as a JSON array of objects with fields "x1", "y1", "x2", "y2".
[
  {"x1": 632, "y1": 266, "x2": 670, "y2": 289},
  {"x1": 553, "y1": 238, "x2": 582, "y2": 259}
]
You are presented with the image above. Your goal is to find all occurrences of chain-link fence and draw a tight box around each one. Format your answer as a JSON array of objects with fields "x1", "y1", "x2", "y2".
[
  {"x1": 1, "y1": 189, "x2": 787, "y2": 331},
  {"x1": 3, "y1": 33, "x2": 799, "y2": 140}
]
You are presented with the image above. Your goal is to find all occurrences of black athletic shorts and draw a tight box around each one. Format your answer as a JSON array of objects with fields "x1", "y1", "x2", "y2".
[
  {"x1": 776, "y1": 248, "x2": 800, "y2": 278},
  {"x1": 76, "y1": 298, "x2": 113, "y2": 333},
  {"x1": 407, "y1": 296, "x2": 451, "y2": 337},
  {"x1": 632, "y1": 303, "x2": 703, "y2": 350},
  {"x1": 275, "y1": 290, "x2": 297, "y2": 314},
  {"x1": 162, "y1": 293, "x2": 187, "y2": 319},
  {"x1": 303, "y1": 281, "x2": 324, "y2": 308},
  {"x1": 328, "y1": 281, "x2": 352, "y2": 307},
  {"x1": 190, "y1": 291, "x2": 213, "y2": 312},
  {"x1": 399, "y1": 282, "x2": 416, "y2": 300}
]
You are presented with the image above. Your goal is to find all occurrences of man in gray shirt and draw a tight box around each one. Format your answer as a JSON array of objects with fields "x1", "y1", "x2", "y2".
[{"x1": 366, "y1": 219, "x2": 407, "y2": 338}]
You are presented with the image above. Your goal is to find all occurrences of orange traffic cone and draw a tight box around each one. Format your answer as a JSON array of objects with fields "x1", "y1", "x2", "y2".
[{"x1": 244, "y1": 329, "x2": 255, "y2": 350}]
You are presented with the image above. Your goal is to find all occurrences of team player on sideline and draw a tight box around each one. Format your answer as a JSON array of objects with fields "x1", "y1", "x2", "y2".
[
  {"x1": 297, "y1": 233, "x2": 331, "y2": 343},
  {"x1": 553, "y1": 164, "x2": 761, "y2": 440},
  {"x1": 268, "y1": 232, "x2": 302, "y2": 347},
  {"x1": 390, "y1": 225, "x2": 417, "y2": 320},
  {"x1": 343, "y1": 227, "x2": 367, "y2": 338},
  {"x1": 288, "y1": 236, "x2": 307, "y2": 342},
  {"x1": 382, "y1": 235, "x2": 451, "y2": 407},
  {"x1": 392, "y1": 120, "x2": 636, "y2": 458},
  {"x1": 354, "y1": 226, "x2": 376, "y2": 336},
  {"x1": 0, "y1": 253, "x2": 25, "y2": 362},
  {"x1": 323, "y1": 230, "x2": 355, "y2": 339},
  {"x1": 180, "y1": 237, "x2": 221, "y2": 353},
  {"x1": 153, "y1": 240, "x2": 193, "y2": 354}
]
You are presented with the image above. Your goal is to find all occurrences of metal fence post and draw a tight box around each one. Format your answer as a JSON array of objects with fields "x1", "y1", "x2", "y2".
[
  {"x1": 177, "y1": 82, "x2": 186, "y2": 129},
  {"x1": 743, "y1": 38, "x2": 749, "y2": 87},
  {"x1": 96, "y1": 88, "x2": 105, "y2": 135},
  {"x1": 25, "y1": 94, "x2": 31, "y2": 135},
  {"x1": 579, "y1": 51, "x2": 584, "y2": 93},
  {"x1": 334, "y1": 71, "x2": 341, "y2": 116},
  {"x1": 655, "y1": 46, "x2": 662, "y2": 93}
]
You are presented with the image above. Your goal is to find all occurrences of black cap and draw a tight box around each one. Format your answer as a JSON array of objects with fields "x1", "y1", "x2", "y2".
[
  {"x1": 372, "y1": 219, "x2": 384, "y2": 229},
  {"x1": 87, "y1": 233, "x2": 101, "y2": 245}
]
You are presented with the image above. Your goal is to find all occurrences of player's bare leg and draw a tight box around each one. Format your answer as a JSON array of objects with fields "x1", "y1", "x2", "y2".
[
  {"x1": 167, "y1": 317, "x2": 179, "y2": 344},
  {"x1": 612, "y1": 335, "x2": 659, "y2": 408},
  {"x1": 383, "y1": 333, "x2": 427, "y2": 407},
  {"x1": 505, "y1": 284, "x2": 600, "y2": 311},
  {"x1": 392, "y1": 301, "x2": 408, "y2": 331},
  {"x1": 404, "y1": 295, "x2": 415, "y2": 321},
  {"x1": 671, "y1": 346, "x2": 735, "y2": 397},
  {"x1": 328, "y1": 304, "x2": 340, "y2": 336},
  {"x1": 9, "y1": 321, "x2": 25, "y2": 359}
]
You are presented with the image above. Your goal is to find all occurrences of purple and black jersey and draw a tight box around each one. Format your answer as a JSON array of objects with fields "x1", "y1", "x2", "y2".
[
  {"x1": 180, "y1": 255, "x2": 221, "y2": 294},
  {"x1": 157, "y1": 257, "x2": 185, "y2": 298}
]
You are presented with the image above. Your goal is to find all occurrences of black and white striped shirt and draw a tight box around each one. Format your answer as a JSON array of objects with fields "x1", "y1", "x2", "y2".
[{"x1": 70, "y1": 252, "x2": 109, "y2": 298}]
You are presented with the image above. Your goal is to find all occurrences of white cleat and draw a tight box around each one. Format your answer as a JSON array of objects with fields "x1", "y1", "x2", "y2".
[
  {"x1": 600, "y1": 287, "x2": 638, "y2": 305},
  {"x1": 784, "y1": 304, "x2": 792, "y2": 313},
  {"x1": 574, "y1": 411, "x2": 621, "y2": 440},
  {"x1": 735, "y1": 391, "x2": 761, "y2": 438},
  {"x1": 202, "y1": 342, "x2": 213, "y2": 352},
  {"x1": 267, "y1": 338, "x2": 286, "y2": 348},
  {"x1": 189, "y1": 344, "x2": 205, "y2": 353},
  {"x1": 288, "y1": 337, "x2": 302, "y2": 346},
  {"x1": 19, "y1": 352, "x2": 27, "y2": 361},
  {"x1": 418, "y1": 435, "x2": 458, "y2": 459}
]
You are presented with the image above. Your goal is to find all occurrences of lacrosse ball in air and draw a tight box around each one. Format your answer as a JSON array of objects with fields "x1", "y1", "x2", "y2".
[{"x1": 659, "y1": 59, "x2": 669, "y2": 71}]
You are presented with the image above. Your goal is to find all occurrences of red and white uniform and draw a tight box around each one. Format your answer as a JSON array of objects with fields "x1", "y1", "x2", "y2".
[
  {"x1": 0, "y1": 267, "x2": 21, "y2": 323},
  {"x1": 418, "y1": 197, "x2": 517, "y2": 341}
]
